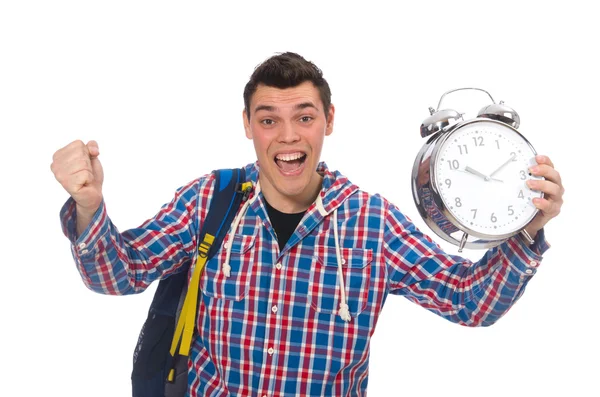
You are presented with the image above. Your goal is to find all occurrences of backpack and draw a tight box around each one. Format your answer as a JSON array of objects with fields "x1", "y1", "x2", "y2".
[{"x1": 131, "y1": 168, "x2": 251, "y2": 397}]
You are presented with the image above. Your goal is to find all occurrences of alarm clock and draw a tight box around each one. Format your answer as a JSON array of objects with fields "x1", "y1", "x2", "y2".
[{"x1": 411, "y1": 88, "x2": 544, "y2": 252}]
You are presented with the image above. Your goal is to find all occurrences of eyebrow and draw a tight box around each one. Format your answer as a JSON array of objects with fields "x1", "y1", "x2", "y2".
[{"x1": 254, "y1": 102, "x2": 319, "y2": 114}]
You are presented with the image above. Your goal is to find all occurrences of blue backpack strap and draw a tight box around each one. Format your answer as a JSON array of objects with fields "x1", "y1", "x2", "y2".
[
  {"x1": 132, "y1": 168, "x2": 249, "y2": 397},
  {"x1": 203, "y1": 168, "x2": 250, "y2": 260}
]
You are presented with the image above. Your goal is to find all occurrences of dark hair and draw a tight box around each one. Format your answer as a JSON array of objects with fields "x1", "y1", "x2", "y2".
[{"x1": 243, "y1": 52, "x2": 332, "y2": 121}]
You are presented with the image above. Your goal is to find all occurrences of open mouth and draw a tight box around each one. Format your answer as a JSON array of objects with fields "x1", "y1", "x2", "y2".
[{"x1": 274, "y1": 152, "x2": 307, "y2": 174}]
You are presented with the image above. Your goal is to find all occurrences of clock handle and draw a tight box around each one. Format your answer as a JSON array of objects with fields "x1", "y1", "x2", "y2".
[
  {"x1": 436, "y1": 88, "x2": 496, "y2": 112},
  {"x1": 520, "y1": 229, "x2": 535, "y2": 245}
]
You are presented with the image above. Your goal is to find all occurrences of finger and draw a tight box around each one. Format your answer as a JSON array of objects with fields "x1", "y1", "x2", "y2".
[
  {"x1": 66, "y1": 158, "x2": 93, "y2": 176},
  {"x1": 52, "y1": 158, "x2": 92, "y2": 185},
  {"x1": 529, "y1": 164, "x2": 563, "y2": 187},
  {"x1": 535, "y1": 154, "x2": 554, "y2": 169},
  {"x1": 526, "y1": 179, "x2": 562, "y2": 199},
  {"x1": 54, "y1": 140, "x2": 89, "y2": 165},
  {"x1": 532, "y1": 197, "x2": 561, "y2": 217},
  {"x1": 87, "y1": 140, "x2": 100, "y2": 158},
  {"x1": 67, "y1": 140, "x2": 88, "y2": 155},
  {"x1": 53, "y1": 140, "x2": 83, "y2": 162},
  {"x1": 71, "y1": 169, "x2": 95, "y2": 189}
]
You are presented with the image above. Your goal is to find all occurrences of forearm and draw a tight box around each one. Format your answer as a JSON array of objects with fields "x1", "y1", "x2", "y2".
[
  {"x1": 63, "y1": 199, "x2": 170, "y2": 295},
  {"x1": 384, "y1": 200, "x2": 549, "y2": 327},
  {"x1": 60, "y1": 179, "x2": 204, "y2": 295},
  {"x1": 398, "y1": 233, "x2": 547, "y2": 327}
]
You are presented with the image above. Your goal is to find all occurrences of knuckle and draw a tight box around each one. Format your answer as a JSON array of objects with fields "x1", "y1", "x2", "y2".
[
  {"x1": 68, "y1": 140, "x2": 85, "y2": 152},
  {"x1": 552, "y1": 184, "x2": 561, "y2": 196},
  {"x1": 73, "y1": 172, "x2": 85, "y2": 186}
]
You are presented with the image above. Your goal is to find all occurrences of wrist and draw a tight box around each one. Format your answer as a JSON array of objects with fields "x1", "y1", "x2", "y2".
[
  {"x1": 75, "y1": 201, "x2": 101, "y2": 218},
  {"x1": 75, "y1": 201, "x2": 101, "y2": 237},
  {"x1": 525, "y1": 222, "x2": 541, "y2": 239}
]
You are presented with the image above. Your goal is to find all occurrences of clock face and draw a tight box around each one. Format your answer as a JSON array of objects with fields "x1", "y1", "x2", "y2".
[{"x1": 433, "y1": 119, "x2": 542, "y2": 237}]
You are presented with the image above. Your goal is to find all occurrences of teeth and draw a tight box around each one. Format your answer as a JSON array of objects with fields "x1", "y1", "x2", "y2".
[{"x1": 276, "y1": 152, "x2": 304, "y2": 162}]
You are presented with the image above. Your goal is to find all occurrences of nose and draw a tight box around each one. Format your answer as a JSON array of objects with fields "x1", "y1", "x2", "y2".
[{"x1": 277, "y1": 121, "x2": 300, "y2": 144}]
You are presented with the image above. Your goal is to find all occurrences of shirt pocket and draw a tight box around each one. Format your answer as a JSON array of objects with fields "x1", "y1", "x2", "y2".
[
  {"x1": 200, "y1": 233, "x2": 256, "y2": 301},
  {"x1": 309, "y1": 247, "x2": 373, "y2": 317}
]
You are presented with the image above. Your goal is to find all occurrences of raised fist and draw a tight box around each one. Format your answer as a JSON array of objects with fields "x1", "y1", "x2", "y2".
[{"x1": 51, "y1": 140, "x2": 104, "y2": 214}]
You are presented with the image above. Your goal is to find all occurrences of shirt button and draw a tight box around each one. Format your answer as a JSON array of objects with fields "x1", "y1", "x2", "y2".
[
  {"x1": 341, "y1": 259, "x2": 346, "y2": 265},
  {"x1": 78, "y1": 242, "x2": 87, "y2": 249},
  {"x1": 267, "y1": 347, "x2": 274, "y2": 355},
  {"x1": 525, "y1": 269, "x2": 533, "y2": 275},
  {"x1": 224, "y1": 242, "x2": 229, "y2": 249},
  {"x1": 275, "y1": 262, "x2": 282, "y2": 270},
  {"x1": 529, "y1": 260, "x2": 537, "y2": 267},
  {"x1": 81, "y1": 249, "x2": 89, "y2": 254},
  {"x1": 271, "y1": 305, "x2": 278, "y2": 314}
]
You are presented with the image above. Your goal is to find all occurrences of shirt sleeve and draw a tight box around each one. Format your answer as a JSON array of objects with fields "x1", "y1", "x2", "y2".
[
  {"x1": 59, "y1": 175, "x2": 215, "y2": 295},
  {"x1": 383, "y1": 201, "x2": 550, "y2": 327}
]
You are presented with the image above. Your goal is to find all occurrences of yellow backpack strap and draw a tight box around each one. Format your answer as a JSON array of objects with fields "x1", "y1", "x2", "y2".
[
  {"x1": 167, "y1": 234, "x2": 214, "y2": 381},
  {"x1": 164, "y1": 168, "x2": 251, "y2": 385}
]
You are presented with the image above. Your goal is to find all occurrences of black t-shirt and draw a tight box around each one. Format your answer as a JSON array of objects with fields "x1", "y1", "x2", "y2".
[{"x1": 264, "y1": 199, "x2": 306, "y2": 251}]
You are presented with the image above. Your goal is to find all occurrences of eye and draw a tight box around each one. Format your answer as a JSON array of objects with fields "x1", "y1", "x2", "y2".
[
  {"x1": 261, "y1": 119, "x2": 275, "y2": 126},
  {"x1": 300, "y1": 116, "x2": 313, "y2": 123}
]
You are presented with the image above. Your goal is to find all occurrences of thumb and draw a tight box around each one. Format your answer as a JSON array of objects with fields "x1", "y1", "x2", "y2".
[
  {"x1": 86, "y1": 140, "x2": 100, "y2": 158},
  {"x1": 86, "y1": 140, "x2": 104, "y2": 185}
]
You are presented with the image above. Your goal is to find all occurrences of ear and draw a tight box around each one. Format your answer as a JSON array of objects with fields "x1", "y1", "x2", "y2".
[
  {"x1": 243, "y1": 109, "x2": 252, "y2": 139},
  {"x1": 325, "y1": 104, "x2": 335, "y2": 136}
]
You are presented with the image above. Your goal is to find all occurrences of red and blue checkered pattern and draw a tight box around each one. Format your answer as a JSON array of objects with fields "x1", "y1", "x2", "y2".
[{"x1": 60, "y1": 162, "x2": 549, "y2": 397}]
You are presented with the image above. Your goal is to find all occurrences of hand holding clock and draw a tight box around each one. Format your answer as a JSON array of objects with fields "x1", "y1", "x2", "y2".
[{"x1": 523, "y1": 155, "x2": 564, "y2": 240}]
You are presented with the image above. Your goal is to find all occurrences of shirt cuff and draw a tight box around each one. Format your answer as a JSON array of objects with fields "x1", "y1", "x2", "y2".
[
  {"x1": 59, "y1": 197, "x2": 108, "y2": 257},
  {"x1": 501, "y1": 228, "x2": 550, "y2": 277}
]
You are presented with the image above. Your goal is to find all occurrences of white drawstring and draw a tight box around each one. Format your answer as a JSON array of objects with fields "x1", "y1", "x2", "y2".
[
  {"x1": 222, "y1": 181, "x2": 261, "y2": 277},
  {"x1": 333, "y1": 209, "x2": 351, "y2": 322},
  {"x1": 315, "y1": 194, "x2": 351, "y2": 322},
  {"x1": 315, "y1": 193, "x2": 327, "y2": 216}
]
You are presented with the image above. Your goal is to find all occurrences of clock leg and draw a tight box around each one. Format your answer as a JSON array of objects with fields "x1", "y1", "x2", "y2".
[{"x1": 458, "y1": 232, "x2": 469, "y2": 253}]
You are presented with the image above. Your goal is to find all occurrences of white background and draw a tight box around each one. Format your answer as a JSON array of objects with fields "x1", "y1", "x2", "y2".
[{"x1": 1, "y1": 1, "x2": 598, "y2": 396}]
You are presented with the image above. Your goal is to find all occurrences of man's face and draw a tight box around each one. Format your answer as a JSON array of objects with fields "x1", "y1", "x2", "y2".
[{"x1": 243, "y1": 81, "x2": 334, "y2": 208}]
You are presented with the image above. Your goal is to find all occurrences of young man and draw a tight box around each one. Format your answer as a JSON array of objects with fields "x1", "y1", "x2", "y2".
[{"x1": 51, "y1": 52, "x2": 564, "y2": 396}]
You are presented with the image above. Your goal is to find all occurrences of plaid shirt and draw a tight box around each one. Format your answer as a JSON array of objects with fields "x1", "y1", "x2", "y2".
[{"x1": 60, "y1": 162, "x2": 549, "y2": 397}]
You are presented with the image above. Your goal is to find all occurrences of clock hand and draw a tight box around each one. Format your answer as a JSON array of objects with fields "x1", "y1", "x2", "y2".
[
  {"x1": 465, "y1": 166, "x2": 491, "y2": 181},
  {"x1": 461, "y1": 167, "x2": 503, "y2": 183},
  {"x1": 489, "y1": 153, "x2": 517, "y2": 178}
]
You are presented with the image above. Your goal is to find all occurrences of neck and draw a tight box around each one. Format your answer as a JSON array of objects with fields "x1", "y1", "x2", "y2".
[{"x1": 259, "y1": 172, "x2": 323, "y2": 214}]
